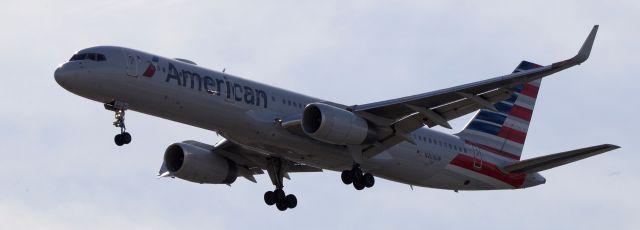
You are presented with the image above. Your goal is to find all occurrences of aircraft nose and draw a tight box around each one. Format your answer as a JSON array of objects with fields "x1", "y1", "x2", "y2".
[{"x1": 54, "y1": 65, "x2": 74, "y2": 88}]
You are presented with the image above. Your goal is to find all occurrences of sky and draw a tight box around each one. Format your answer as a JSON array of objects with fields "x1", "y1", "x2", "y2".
[{"x1": 1, "y1": 0, "x2": 638, "y2": 229}]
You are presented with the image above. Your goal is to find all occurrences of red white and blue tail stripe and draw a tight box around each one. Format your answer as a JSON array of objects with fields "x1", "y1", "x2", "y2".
[{"x1": 458, "y1": 61, "x2": 543, "y2": 161}]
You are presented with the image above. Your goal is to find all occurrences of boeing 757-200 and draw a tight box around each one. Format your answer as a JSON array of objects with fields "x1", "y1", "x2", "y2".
[{"x1": 55, "y1": 25, "x2": 618, "y2": 211}]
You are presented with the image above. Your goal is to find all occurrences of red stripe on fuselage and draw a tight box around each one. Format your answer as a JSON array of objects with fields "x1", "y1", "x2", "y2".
[
  {"x1": 465, "y1": 140, "x2": 520, "y2": 160},
  {"x1": 449, "y1": 154, "x2": 526, "y2": 188},
  {"x1": 497, "y1": 126, "x2": 526, "y2": 144}
]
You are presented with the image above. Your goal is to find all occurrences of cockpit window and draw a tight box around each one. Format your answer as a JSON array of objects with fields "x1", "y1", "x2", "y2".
[
  {"x1": 70, "y1": 53, "x2": 86, "y2": 61},
  {"x1": 69, "y1": 52, "x2": 107, "y2": 62}
]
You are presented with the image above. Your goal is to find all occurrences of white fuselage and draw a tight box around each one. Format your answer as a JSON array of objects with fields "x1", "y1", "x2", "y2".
[{"x1": 54, "y1": 46, "x2": 545, "y2": 191}]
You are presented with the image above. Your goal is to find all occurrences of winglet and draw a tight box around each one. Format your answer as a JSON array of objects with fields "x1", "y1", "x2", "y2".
[
  {"x1": 555, "y1": 25, "x2": 599, "y2": 67},
  {"x1": 574, "y1": 25, "x2": 599, "y2": 64}
]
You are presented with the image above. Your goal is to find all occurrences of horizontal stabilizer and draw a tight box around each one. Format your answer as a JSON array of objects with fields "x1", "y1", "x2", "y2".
[{"x1": 502, "y1": 144, "x2": 619, "y2": 174}]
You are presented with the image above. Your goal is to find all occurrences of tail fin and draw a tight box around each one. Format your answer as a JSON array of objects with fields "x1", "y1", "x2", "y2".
[{"x1": 457, "y1": 61, "x2": 543, "y2": 161}]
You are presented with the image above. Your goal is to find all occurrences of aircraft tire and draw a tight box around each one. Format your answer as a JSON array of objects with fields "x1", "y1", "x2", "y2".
[
  {"x1": 274, "y1": 188, "x2": 285, "y2": 201},
  {"x1": 122, "y1": 132, "x2": 132, "y2": 144},
  {"x1": 285, "y1": 194, "x2": 297, "y2": 209},
  {"x1": 363, "y1": 173, "x2": 375, "y2": 188},
  {"x1": 352, "y1": 168, "x2": 363, "y2": 181},
  {"x1": 353, "y1": 179, "x2": 365, "y2": 190},
  {"x1": 276, "y1": 199, "x2": 288, "y2": 211},
  {"x1": 341, "y1": 170, "x2": 353, "y2": 184},
  {"x1": 114, "y1": 134, "x2": 124, "y2": 146},
  {"x1": 264, "y1": 191, "x2": 276, "y2": 206}
]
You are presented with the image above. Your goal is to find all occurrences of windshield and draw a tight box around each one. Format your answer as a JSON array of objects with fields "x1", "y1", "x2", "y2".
[{"x1": 69, "y1": 52, "x2": 107, "y2": 62}]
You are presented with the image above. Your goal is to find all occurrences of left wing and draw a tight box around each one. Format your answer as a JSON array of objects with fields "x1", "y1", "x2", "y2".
[
  {"x1": 355, "y1": 25, "x2": 598, "y2": 126},
  {"x1": 352, "y1": 25, "x2": 598, "y2": 158}
]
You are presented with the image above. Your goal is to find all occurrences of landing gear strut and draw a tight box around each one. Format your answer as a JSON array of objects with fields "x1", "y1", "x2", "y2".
[
  {"x1": 264, "y1": 157, "x2": 297, "y2": 211},
  {"x1": 105, "y1": 101, "x2": 132, "y2": 146},
  {"x1": 341, "y1": 164, "x2": 375, "y2": 190}
]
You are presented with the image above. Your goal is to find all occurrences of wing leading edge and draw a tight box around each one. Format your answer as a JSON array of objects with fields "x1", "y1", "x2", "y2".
[{"x1": 354, "y1": 25, "x2": 599, "y2": 127}]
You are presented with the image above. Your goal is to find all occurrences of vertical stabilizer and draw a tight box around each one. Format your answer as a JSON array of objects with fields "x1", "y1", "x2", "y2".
[{"x1": 457, "y1": 61, "x2": 543, "y2": 161}]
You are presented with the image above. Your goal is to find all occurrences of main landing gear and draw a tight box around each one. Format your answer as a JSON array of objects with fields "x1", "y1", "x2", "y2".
[
  {"x1": 264, "y1": 157, "x2": 297, "y2": 211},
  {"x1": 105, "y1": 101, "x2": 132, "y2": 146},
  {"x1": 341, "y1": 164, "x2": 375, "y2": 190}
]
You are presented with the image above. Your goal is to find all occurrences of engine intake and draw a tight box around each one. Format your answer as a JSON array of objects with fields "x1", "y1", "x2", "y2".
[
  {"x1": 302, "y1": 103, "x2": 376, "y2": 145},
  {"x1": 163, "y1": 141, "x2": 237, "y2": 184}
]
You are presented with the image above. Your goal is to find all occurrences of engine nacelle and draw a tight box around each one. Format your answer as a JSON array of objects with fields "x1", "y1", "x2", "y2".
[
  {"x1": 301, "y1": 103, "x2": 376, "y2": 145},
  {"x1": 163, "y1": 141, "x2": 237, "y2": 184}
]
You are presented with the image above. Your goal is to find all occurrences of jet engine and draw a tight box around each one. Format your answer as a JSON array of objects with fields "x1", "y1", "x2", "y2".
[
  {"x1": 163, "y1": 141, "x2": 238, "y2": 184},
  {"x1": 301, "y1": 103, "x2": 377, "y2": 145}
]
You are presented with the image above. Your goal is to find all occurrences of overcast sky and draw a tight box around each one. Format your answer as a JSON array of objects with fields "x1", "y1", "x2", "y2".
[{"x1": 1, "y1": 0, "x2": 638, "y2": 229}]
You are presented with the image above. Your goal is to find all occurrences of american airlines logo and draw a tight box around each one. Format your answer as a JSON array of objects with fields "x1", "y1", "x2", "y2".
[
  {"x1": 164, "y1": 63, "x2": 269, "y2": 108},
  {"x1": 142, "y1": 56, "x2": 159, "y2": 78},
  {"x1": 142, "y1": 62, "x2": 156, "y2": 77}
]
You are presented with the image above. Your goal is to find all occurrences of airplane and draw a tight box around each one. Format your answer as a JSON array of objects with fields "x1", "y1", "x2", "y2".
[{"x1": 55, "y1": 25, "x2": 619, "y2": 211}]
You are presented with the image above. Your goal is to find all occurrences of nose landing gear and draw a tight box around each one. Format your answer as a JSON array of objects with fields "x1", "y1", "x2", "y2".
[{"x1": 105, "y1": 101, "x2": 132, "y2": 146}]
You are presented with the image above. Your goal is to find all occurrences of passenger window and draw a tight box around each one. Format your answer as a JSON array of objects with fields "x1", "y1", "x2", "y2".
[{"x1": 88, "y1": 53, "x2": 97, "y2": 61}]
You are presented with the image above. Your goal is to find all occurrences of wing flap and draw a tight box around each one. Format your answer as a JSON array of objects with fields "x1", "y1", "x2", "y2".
[{"x1": 501, "y1": 144, "x2": 619, "y2": 174}]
